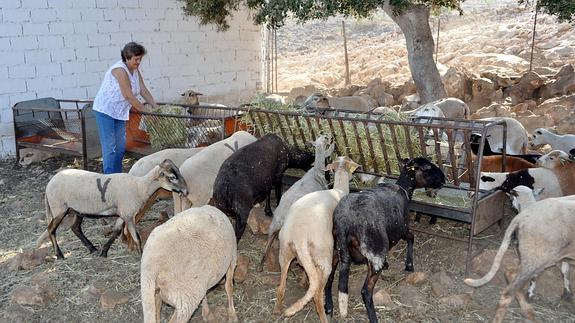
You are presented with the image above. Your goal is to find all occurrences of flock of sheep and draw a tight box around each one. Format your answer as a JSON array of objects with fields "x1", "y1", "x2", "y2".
[{"x1": 34, "y1": 92, "x2": 575, "y2": 323}]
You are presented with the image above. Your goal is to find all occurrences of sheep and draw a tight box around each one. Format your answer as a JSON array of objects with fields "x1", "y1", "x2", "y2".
[
  {"x1": 529, "y1": 127, "x2": 575, "y2": 152},
  {"x1": 325, "y1": 157, "x2": 446, "y2": 323},
  {"x1": 174, "y1": 130, "x2": 258, "y2": 213},
  {"x1": 469, "y1": 133, "x2": 541, "y2": 164},
  {"x1": 403, "y1": 97, "x2": 470, "y2": 120},
  {"x1": 41, "y1": 159, "x2": 188, "y2": 259},
  {"x1": 303, "y1": 93, "x2": 374, "y2": 114},
  {"x1": 179, "y1": 89, "x2": 227, "y2": 115},
  {"x1": 18, "y1": 148, "x2": 60, "y2": 166},
  {"x1": 140, "y1": 205, "x2": 238, "y2": 323},
  {"x1": 463, "y1": 197, "x2": 575, "y2": 323},
  {"x1": 210, "y1": 133, "x2": 315, "y2": 241},
  {"x1": 273, "y1": 156, "x2": 360, "y2": 323},
  {"x1": 128, "y1": 147, "x2": 205, "y2": 177},
  {"x1": 535, "y1": 149, "x2": 575, "y2": 195},
  {"x1": 479, "y1": 168, "x2": 563, "y2": 200},
  {"x1": 259, "y1": 135, "x2": 335, "y2": 270},
  {"x1": 477, "y1": 117, "x2": 529, "y2": 155},
  {"x1": 507, "y1": 185, "x2": 575, "y2": 300}
]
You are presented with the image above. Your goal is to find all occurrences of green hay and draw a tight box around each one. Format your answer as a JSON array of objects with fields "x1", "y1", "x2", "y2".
[
  {"x1": 240, "y1": 99, "x2": 420, "y2": 175},
  {"x1": 142, "y1": 104, "x2": 188, "y2": 150}
]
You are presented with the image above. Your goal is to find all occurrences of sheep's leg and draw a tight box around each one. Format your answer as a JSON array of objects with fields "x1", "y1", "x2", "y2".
[
  {"x1": 154, "y1": 288, "x2": 162, "y2": 323},
  {"x1": 414, "y1": 212, "x2": 422, "y2": 223},
  {"x1": 124, "y1": 217, "x2": 142, "y2": 254},
  {"x1": 264, "y1": 192, "x2": 273, "y2": 217},
  {"x1": 283, "y1": 250, "x2": 320, "y2": 318},
  {"x1": 233, "y1": 207, "x2": 250, "y2": 242},
  {"x1": 100, "y1": 219, "x2": 124, "y2": 257},
  {"x1": 324, "y1": 254, "x2": 339, "y2": 316},
  {"x1": 168, "y1": 306, "x2": 194, "y2": 323},
  {"x1": 527, "y1": 279, "x2": 537, "y2": 300},
  {"x1": 337, "y1": 248, "x2": 352, "y2": 318},
  {"x1": 561, "y1": 261, "x2": 573, "y2": 301},
  {"x1": 69, "y1": 214, "x2": 97, "y2": 254},
  {"x1": 259, "y1": 230, "x2": 279, "y2": 272},
  {"x1": 274, "y1": 244, "x2": 295, "y2": 315},
  {"x1": 200, "y1": 297, "x2": 212, "y2": 322},
  {"x1": 493, "y1": 271, "x2": 533, "y2": 323},
  {"x1": 313, "y1": 268, "x2": 330, "y2": 323},
  {"x1": 47, "y1": 214, "x2": 67, "y2": 259},
  {"x1": 404, "y1": 229, "x2": 415, "y2": 272},
  {"x1": 274, "y1": 183, "x2": 282, "y2": 206},
  {"x1": 225, "y1": 260, "x2": 238, "y2": 323},
  {"x1": 361, "y1": 262, "x2": 381, "y2": 323}
]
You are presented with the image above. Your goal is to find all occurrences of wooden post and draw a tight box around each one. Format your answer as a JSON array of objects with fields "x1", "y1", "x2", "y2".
[
  {"x1": 529, "y1": 2, "x2": 538, "y2": 73},
  {"x1": 342, "y1": 20, "x2": 350, "y2": 85}
]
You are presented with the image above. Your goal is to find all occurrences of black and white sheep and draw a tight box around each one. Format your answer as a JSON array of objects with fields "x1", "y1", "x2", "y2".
[
  {"x1": 325, "y1": 157, "x2": 445, "y2": 323},
  {"x1": 210, "y1": 133, "x2": 314, "y2": 241},
  {"x1": 140, "y1": 205, "x2": 238, "y2": 323},
  {"x1": 42, "y1": 159, "x2": 188, "y2": 259},
  {"x1": 469, "y1": 133, "x2": 541, "y2": 164},
  {"x1": 464, "y1": 196, "x2": 575, "y2": 323}
]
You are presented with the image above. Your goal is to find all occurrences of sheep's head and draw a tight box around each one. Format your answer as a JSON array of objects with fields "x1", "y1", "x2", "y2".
[
  {"x1": 157, "y1": 159, "x2": 188, "y2": 197},
  {"x1": 325, "y1": 156, "x2": 360, "y2": 175},
  {"x1": 508, "y1": 185, "x2": 541, "y2": 212},
  {"x1": 287, "y1": 144, "x2": 315, "y2": 171},
  {"x1": 19, "y1": 148, "x2": 56, "y2": 166},
  {"x1": 536, "y1": 150, "x2": 571, "y2": 169},
  {"x1": 401, "y1": 157, "x2": 445, "y2": 197},
  {"x1": 303, "y1": 93, "x2": 331, "y2": 112},
  {"x1": 181, "y1": 89, "x2": 202, "y2": 105},
  {"x1": 529, "y1": 127, "x2": 549, "y2": 149},
  {"x1": 496, "y1": 169, "x2": 534, "y2": 193},
  {"x1": 570, "y1": 148, "x2": 575, "y2": 161},
  {"x1": 311, "y1": 135, "x2": 335, "y2": 158}
]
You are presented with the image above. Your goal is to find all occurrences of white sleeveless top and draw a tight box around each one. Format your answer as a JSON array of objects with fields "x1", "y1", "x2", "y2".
[{"x1": 93, "y1": 60, "x2": 140, "y2": 120}]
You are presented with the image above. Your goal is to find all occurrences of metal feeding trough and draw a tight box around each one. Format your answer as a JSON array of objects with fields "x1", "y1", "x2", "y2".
[
  {"x1": 231, "y1": 106, "x2": 511, "y2": 273},
  {"x1": 12, "y1": 98, "x2": 100, "y2": 169}
]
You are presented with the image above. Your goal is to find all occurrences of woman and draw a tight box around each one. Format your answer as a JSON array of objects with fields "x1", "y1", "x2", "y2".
[{"x1": 93, "y1": 42, "x2": 157, "y2": 174}]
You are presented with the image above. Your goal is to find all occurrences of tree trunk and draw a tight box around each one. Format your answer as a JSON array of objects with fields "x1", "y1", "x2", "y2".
[{"x1": 383, "y1": 4, "x2": 446, "y2": 104}]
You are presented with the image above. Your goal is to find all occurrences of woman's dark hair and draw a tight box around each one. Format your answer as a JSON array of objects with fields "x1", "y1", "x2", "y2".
[{"x1": 121, "y1": 42, "x2": 146, "y2": 62}]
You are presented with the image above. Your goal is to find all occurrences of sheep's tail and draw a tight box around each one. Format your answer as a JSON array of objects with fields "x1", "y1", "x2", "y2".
[
  {"x1": 140, "y1": 272, "x2": 159, "y2": 323},
  {"x1": 283, "y1": 242, "x2": 322, "y2": 317},
  {"x1": 464, "y1": 216, "x2": 519, "y2": 287},
  {"x1": 36, "y1": 195, "x2": 51, "y2": 248}
]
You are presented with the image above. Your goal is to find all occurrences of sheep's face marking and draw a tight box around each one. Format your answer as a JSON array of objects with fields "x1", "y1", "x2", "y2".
[
  {"x1": 529, "y1": 128, "x2": 546, "y2": 148},
  {"x1": 157, "y1": 159, "x2": 188, "y2": 197},
  {"x1": 304, "y1": 93, "x2": 331, "y2": 110},
  {"x1": 312, "y1": 135, "x2": 335, "y2": 157},
  {"x1": 570, "y1": 148, "x2": 575, "y2": 161},
  {"x1": 497, "y1": 169, "x2": 535, "y2": 193},
  {"x1": 96, "y1": 178, "x2": 111, "y2": 202}
]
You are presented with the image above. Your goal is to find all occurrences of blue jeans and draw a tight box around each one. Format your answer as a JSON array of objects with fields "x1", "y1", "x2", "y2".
[{"x1": 94, "y1": 110, "x2": 126, "y2": 174}]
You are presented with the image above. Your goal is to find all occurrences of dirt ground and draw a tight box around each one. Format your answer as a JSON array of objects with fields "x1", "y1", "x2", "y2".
[{"x1": 1, "y1": 155, "x2": 575, "y2": 323}]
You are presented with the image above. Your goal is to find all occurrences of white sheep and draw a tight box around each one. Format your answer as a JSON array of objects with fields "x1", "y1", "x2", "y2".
[
  {"x1": 464, "y1": 196, "x2": 575, "y2": 323},
  {"x1": 259, "y1": 135, "x2": 334, "y2": 270},
  {"x1": 40, "y1": 159, "x2": 188, "y2": 259},
  {"x1": 507, "y1": 185, "x2": 575, "y2": 299},
  {"x1": 273, "y1": 156, "x2": 359, "y2": 323},
  {"x1": 140, "y1": 205, "x2": 238, "y2": 323},
  {"x1": 128, "y1": 147, "x2": 205, "y2": 176},
  {"x1": 479, "y1": 117, "x2": 529, "y2": 155},
  {"x1": 529, "y1": 128, "x2": 575, "y2": 152},
  {"x1": 174, "y1": 130, "x2": 257, "y2": 213},
  {"x1": 536, "y1": 149, "x2": 575, "y2": 195},
  {"x1": 478, "y1": 168, "x2": 563, "y2": 200}
]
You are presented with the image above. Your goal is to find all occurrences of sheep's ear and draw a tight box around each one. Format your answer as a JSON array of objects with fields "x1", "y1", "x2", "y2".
[
  {"x1": 325, "y1": 162, "x2": 335, "y2": 172},
  {"x1": 348, "y1": 161, "x2": 361, "y2": 173},
  {"x1": 509, "y1": 189, "x2": 518, "y2": 197},
  {"x1": 401, "y1": 158, "x2": 409, "y2": 166}
]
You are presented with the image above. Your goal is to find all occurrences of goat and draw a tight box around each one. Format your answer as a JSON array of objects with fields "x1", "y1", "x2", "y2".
[
  {"x1": 476, "y1": 117, "x2": 529, "y2": 155},
  {"x1": 325, "y1": 157, "x2": 446, "y2": 323},
  {"x1": 536, "y1": 149, "x2": 575, "y2": 195}
]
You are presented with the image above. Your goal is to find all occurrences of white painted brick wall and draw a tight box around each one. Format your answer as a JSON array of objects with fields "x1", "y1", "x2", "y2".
[{"x1": 1, "y1": 2, "x2": 263, "y2": 157}]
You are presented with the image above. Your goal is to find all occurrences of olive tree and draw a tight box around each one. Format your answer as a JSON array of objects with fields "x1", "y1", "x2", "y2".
[{"x1": 177, "y1": 0, "x2": 575, "y2": 104}]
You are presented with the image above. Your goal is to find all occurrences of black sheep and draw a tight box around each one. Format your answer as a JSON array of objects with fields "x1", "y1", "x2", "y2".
[
  {"x1": 210, "y1": 133, "x2": 314, "y2": 241},
  {"x1": 324, "y1": 157, "x2": 445, "y2": 323},
  {"x1": 470, "y1": 133, "x2": 540, "y2": 164}
]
